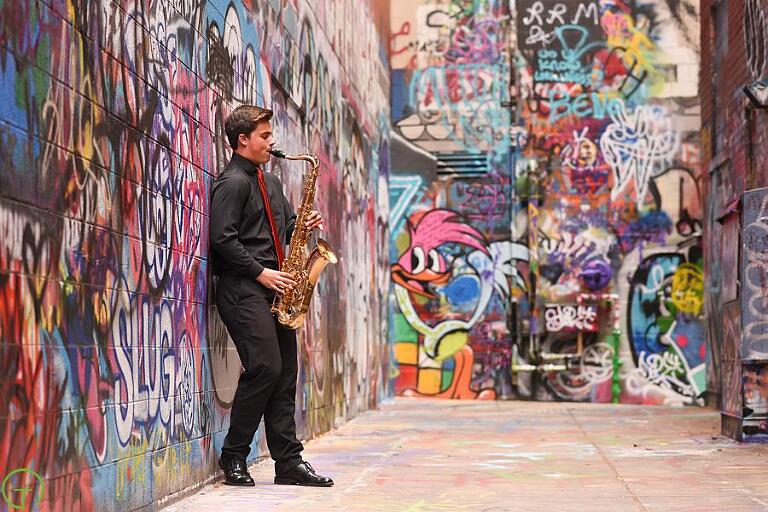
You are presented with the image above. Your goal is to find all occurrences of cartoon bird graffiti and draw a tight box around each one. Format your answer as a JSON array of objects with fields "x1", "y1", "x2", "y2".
[
  {"x1": 391, "y1": 209, "x2": 528, "y2": 399},
  {"x1": 391, "y1": 209, "x2": 488, "y2": 298}
]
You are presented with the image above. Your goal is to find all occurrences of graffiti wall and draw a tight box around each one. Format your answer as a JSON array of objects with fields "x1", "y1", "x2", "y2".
[
  {"x1": 740, "y1": 188, "x2": 768, "y2": 439},
  {"x1": 701, "y1": 0, "x2": 768, "y2": 441},
  {"x1": 0, "y1": 0, "x2": 390, "y2": 509},
  {"x1": 514, "y1": 0, "x2": 703, "y2": 405},
  {"x1": 389, "y1": 0, "x2": 522, "y2": 399}
]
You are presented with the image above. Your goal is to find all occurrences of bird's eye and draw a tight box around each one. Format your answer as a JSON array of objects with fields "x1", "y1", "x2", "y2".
[
  {"x1": 411, "y1": 247, "x2": 426, "y2": 274},
  {"x1": 428, "y1": 249, "x2": 440, "y2": 272}
]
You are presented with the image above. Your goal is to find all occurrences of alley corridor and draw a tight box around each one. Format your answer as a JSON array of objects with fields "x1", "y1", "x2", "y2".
[
  {"x1": 163, "y1": 399, "x2": 768, "y2": 512},
  {"x1": 3, "y1": 0, "x2": 768, "y2": 510}
]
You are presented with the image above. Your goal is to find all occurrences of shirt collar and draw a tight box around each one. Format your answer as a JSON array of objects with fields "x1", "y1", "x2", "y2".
[{"x1": 231, "y1": 153, "x2": 260, "y2": 176}]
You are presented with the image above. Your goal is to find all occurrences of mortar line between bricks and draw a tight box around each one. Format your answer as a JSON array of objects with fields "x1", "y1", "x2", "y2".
[{"x1": 566, "y1": 408, "x2": 649, "y2": 512}]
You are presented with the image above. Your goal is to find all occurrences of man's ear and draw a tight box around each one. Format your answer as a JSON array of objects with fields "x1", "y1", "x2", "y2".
[{"x1": 238, "y1": 133, "x2": 249, "y2": 147}]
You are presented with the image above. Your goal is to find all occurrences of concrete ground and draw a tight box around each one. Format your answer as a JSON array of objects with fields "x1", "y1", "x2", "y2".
[{"x1": 162, "y1": 399, "x2": 768, "y2": 512}]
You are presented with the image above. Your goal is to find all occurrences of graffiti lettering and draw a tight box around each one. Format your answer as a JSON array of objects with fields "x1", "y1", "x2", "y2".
[
  {"x1": 745, "y1": 0, "x2": 767, "y2": 78},
  {"x1": 741, "y1": 190, "x2": 768, "y2": 358},
  {"x1": 544, "y1": 304, "x2": 598, "y2": 332}
]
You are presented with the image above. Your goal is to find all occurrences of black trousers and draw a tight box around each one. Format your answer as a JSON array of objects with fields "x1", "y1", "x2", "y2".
[{"x1": 215, "y1": 273, "x2": 304, "y2": 472}]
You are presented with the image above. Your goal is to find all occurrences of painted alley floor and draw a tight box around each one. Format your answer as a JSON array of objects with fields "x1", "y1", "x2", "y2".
[{"x1": 162, "y1": 399, "x2": 768, "y2": 512}]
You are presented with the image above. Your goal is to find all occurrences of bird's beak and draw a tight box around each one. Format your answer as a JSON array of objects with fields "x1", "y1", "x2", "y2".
[{"x1": 390, "y1": 263, "x2": 451, "y2": 298}]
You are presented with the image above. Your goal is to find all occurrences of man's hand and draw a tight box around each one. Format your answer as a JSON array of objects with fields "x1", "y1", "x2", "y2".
[
  {"x1": 257, "y1": 269, "x2": 297, "y2": 294},
  {"x1": 305, "y1": 210, "x2": 324, "y2": 231}
]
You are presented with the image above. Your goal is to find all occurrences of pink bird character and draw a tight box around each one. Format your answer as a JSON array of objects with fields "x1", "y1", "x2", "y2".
[{"x1": 391, "y1": 209, "x2": 488, "y2": 298}]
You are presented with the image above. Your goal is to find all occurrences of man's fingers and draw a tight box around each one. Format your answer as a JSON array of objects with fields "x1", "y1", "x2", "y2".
[
  {"x1": 277, "y1": 272, "x2": 296, "y2": 284},
  {"x1": 305, "y1": 211, "x2": 322, "y2": 228},
  {"x1": 269, "y1": 271, "x2": 296, "y2": 293}
]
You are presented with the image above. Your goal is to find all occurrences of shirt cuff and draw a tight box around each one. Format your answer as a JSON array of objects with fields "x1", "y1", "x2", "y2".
[{"x1": 248, "y1": 260, "x2": 265, "y2": 279}]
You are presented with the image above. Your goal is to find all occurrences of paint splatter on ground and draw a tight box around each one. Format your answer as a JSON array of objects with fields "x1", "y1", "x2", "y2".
[{"x1": 163, "y1": 399, "x2": 768, "y2": 512}]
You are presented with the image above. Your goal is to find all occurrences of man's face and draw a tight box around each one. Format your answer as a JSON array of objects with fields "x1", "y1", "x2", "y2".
[{"x1": 238, "y1": 120, "x2": 274, "y2": 165}]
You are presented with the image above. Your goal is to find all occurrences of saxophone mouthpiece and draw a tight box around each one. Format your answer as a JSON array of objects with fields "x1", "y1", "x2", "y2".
[{"x1": 269, "y1": 148, "x2": 287, "y2": 158}]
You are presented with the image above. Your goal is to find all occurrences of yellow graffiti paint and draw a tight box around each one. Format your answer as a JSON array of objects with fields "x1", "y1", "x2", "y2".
[
  {"x1": 671, "y1": 263, "x2": 704, "y2": 315},
  {"x1": 116, "y1": 438, "x2": 149, "y2": 499},
  {"x1": 417, "y1": 368, "x2": 442, "y2": 394},
  {"x1": 433, "y1": 330, "x2": 468, "y2": 362},
  {"x1": 395, "y1": 342, "x2": 419, "y2": 365}
]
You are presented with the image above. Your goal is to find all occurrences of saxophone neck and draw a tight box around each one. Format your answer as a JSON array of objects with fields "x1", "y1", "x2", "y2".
[{"x1": 269, "y1": 149, "x2": 319, "y2": 168}]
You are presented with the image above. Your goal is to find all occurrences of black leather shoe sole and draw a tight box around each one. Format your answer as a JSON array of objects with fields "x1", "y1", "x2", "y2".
[
  {"x1": 274, "y1": 476, "x2": 334, "y2": 487},
  {"x1": 223, "y1": 479, "x2": 255, "y2": 487}
]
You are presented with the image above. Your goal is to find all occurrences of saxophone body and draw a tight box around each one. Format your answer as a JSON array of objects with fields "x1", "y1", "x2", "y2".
[{"x1": 269, "y1": 149, "x2": 338, "y2": 329}]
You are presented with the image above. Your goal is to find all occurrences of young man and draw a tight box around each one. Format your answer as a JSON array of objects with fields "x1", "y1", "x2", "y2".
[{"x1": 210, "y1": 105, "x2": 333, "y2": 487}]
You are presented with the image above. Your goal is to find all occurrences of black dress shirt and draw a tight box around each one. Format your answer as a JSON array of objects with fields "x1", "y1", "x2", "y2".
[{"x1": 210, "y1": 153, "x2": 297, "y2": 278}]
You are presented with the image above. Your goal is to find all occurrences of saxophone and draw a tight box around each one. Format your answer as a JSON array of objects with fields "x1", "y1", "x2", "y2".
[{"x1": 268, "y1": 149, "x2": 338, "y2": 329}]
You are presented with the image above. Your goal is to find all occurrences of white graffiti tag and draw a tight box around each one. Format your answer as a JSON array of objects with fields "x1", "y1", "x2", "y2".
[
  {"x1": 544, "y1": 304, "x2": 598, "y2": 332},
  {"x1": 600, "y1": 102, "x2": 679, "y2": 203}
]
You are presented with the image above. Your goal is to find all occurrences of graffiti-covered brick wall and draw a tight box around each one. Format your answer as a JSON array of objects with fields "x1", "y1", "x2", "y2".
[
  {"x1": 515, "y1": 0, "x2": 704, "y2": 404},
  {"x1": 0, "y1": 0, "x2": 390, "y2": 509},
  {"x1": 389, "y1": 0, "x2": 521, "y2": 399},
  {"x1": 701, "y1": 0, "x2": 768, "y2": 441}
]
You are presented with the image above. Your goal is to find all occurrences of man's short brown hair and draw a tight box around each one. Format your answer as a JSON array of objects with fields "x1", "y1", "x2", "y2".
[{"x1": 224, "y1": 105, "x2": 273, "y2": 149}]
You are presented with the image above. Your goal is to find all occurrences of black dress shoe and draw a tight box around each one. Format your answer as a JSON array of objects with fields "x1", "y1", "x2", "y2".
[
  {"x1": 274, "y1": 461, "x2": 333, "y2": 487},
  {"x1": 219, "y1": 456, "x2": 255, "y2": 486}
]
